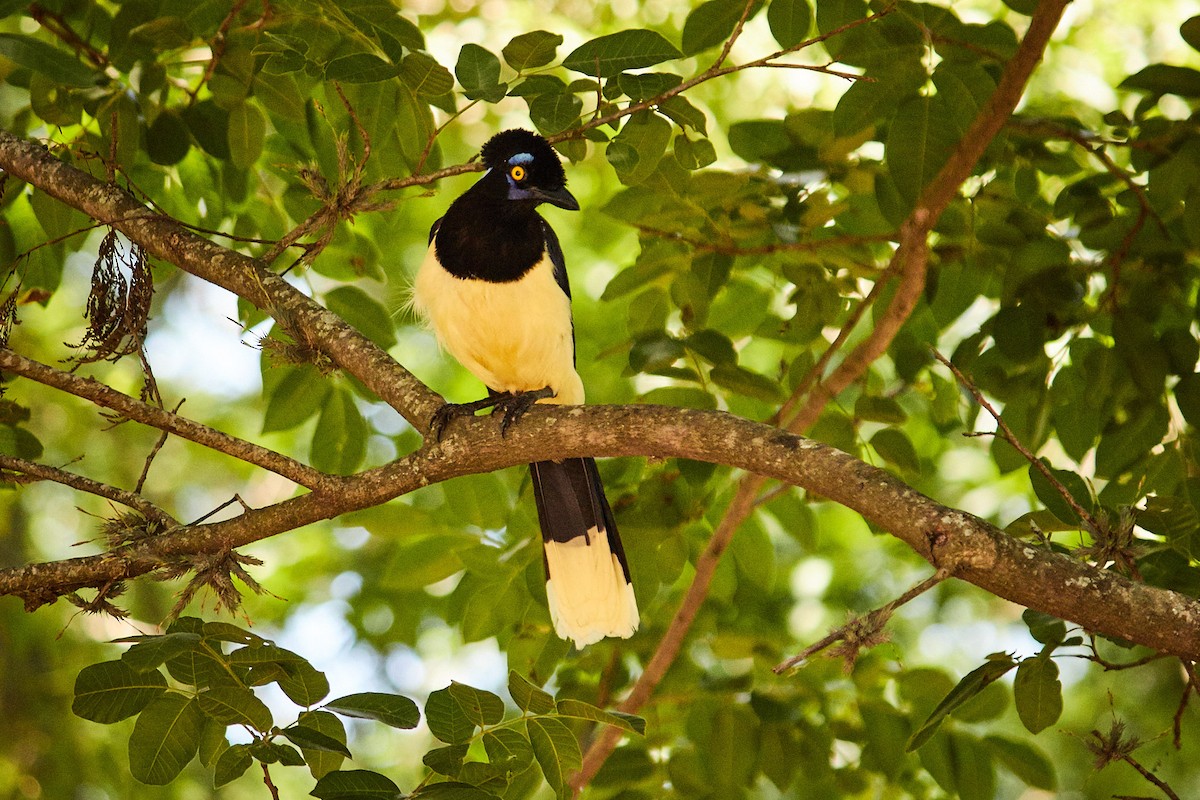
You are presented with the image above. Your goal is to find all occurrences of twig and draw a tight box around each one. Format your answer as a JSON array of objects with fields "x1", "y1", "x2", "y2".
[
  {"x1": 773, "y1": 568, "x2": 950, "y2": 673},
  {"x1": 930, "y1": 347, "x2": 1101, "y2": 535},
  {"x1": 260, "y1": 761, "x2": 281, "y2": 800},
  {"x1": 0, "y1": 454, "x2": 175, "y2": 525},
  {"x1": 1118, "y1": 754, "x2": 1181, "y2": 800},
  {"x1": 0, "y1": 349, "x2": 334, "y2": 491},
  {"x1": 135, "y1": 398, "x2": 184, "y2": 494},
  {"x1": 711, "y1": 0, "x2": 758, "y2": 70},
  {"x1": 187, "y1": 0, "x2": 251, "y2": 107},
  {"x1": 29, "y1": 2, "x2": 109, "y2": 68}
]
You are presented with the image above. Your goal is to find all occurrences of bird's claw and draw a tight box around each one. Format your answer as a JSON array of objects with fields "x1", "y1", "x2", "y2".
[
  {"x1": 427, "y1": 386, "x2": 555, "y2": 441},
  {"x1": 493, "y1": 386, "x2": 555, "y2": 437}
]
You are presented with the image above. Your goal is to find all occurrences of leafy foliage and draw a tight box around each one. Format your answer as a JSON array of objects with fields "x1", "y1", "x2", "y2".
[{"x1": 72, "y1": 618, "x2": 642, "y2": 795}]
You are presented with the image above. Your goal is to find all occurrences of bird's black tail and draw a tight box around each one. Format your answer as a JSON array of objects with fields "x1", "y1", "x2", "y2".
[{"x1": 529, "y1": 458, "x2": 638, "y2": 648}]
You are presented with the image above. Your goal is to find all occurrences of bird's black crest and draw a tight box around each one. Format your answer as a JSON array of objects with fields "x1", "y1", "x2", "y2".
[{"x1": 480, "y1": 129, "x2": 567, "y2": 188}]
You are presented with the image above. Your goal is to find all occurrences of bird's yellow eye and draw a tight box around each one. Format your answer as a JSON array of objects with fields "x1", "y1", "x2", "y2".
[{"x1": 510, "y1": 165, "x2": 526, "y2": 181}]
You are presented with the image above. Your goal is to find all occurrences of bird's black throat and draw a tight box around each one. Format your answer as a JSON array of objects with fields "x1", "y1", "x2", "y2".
[{"x1": 433, "y1": 174, "x2": 548, "y2": 283}]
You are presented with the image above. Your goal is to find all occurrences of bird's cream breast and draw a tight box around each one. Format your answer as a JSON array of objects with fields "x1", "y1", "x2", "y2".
[{"x1": 413, "y1": 243, "x2": 584, "y2": 405}]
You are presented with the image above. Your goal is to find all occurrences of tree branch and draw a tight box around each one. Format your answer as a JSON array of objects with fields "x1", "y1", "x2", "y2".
[
  {"x1": 3, "y1": 402, "x2": 1200, "y2": 659},
  {"x1": 0, "y1": 131, "x2": 442, "y2": 430},
  {"x1": 0, "y1": 454, "x2": 175, "y2": 525},
  {"x1": 0, "y1": 349, "x2": 333, "y2": 491}
]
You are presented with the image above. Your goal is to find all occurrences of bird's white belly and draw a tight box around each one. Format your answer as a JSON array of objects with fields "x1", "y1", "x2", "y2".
[{"x1": 413, "y1": 244, "x2": 584, "y2": 405}]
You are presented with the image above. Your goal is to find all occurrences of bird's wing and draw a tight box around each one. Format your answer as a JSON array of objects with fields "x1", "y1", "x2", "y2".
[{"x1": 541, "y1": 218, "x2": 571, "y2": 300}]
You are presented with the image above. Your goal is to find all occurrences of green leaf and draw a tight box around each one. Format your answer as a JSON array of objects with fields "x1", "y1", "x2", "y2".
[
  {"x1": 659, "y1": 96, "x2": 708, "y2": 135},
  {"x1": 885, "y1": 95, "x2": 961, "y2": 209},
  {"x1": 984, "y1": 734, "x2": 1058, "y2": 790},
  {"x1": 198, "y1": 716, "x2": 227, "y2": 768},
  {"x1": 1120, "y1": 64, "x2": 1200, "y2": 97},
  {"x1": 253, "y1": 740, "x2": 305, "y2": 766},
  {"x1": 423, "y1": 744, "x2": 468, "y2": 777},
  {"x1": 325, "y1": 692, "x2": 420, "y2": 729},
  {"x1": 503, "y1": 30, "x2": 563, "y2": 71},
  {"x1": 227, "y1": 643, "x2": 308, "y2": 667},
  {"x1": 426, "y1": 687, "x2": 477, "y2": 744},
  {"x1": 907, "y1": 655, "x2": 1017, "y2": 751},
  {"x1": 310, "y1": 769, "x2": 403, "y2": 799},
  {"x1": 768, "y1": 0, "x2": 813, "y2": 49},
  {"x1": 197, "y1": 686, "x2": 273, "y2": 731},
  {"x1": 72, "y1": 660, "x2": 167, "y2": 723},
  {"x1": 949, "y1": 731, "x2": 996, "y2": 800},
  {"x1": 263, "y1": 366, "x2": 330, "y2": 433},
  {"x1": 279, "y1": 659, "x2": 331, "y2": 707},
  {"x1": 325, "y1": 286, "x2": 398, "y2": 349},
  {"x1": 412, "y1": 783, "x2": 502, "y2": 800},
  {"x1": 1029, "y1": 460, "x2": 1092, "y2": 525},
  {"x1": 202, "y1": 621, "x2": 267, "y2": 646},
  {"x1": 448, "y1": 682, "x2": 506, "y2": 726},
  {"x1": 607, "y1": 111, "x2": 672, "y2": 185},
  {"x1": 870, "y1": 428, "x2": 920, "y2": 473},
  {"x1": 401, "y1": 52, "x2": 455, "y2": 96},
  {"x1": 121, "y1": 633, "x2": 202, "y2": 672},
  {"x1": 683, "y1": 0, "x2": 760, "y2": 56},
  {"x1": 710, "y1": 363, "x2": 785, "y2": 403},
  {"x1": 483, "y1": 728, "x2": 534, "y2": 771},
  {"x1": 0, "y1": 33, "x2": 96, "y2": 86},
  {"x1": 147, "y1": 111, "x2": 191, "y2": 166},
  {"x1": 1013, "y1": 655, "x2": 1062, "y2": 734},
  {"x1": 508, "y1": 671, "x2": 555, "y2": 715},
  {"x1": 562, "y1": 29, "x2": 683, "y2": 78},
  {"x1": 325, "y1": 53, "x2": 402, "y2": 83},
  {"x1": 1183, "y1": 16, "x2": 1200, "y2": 52},
  {"x1": 1022, "y1": 609, "x2": 1067, "y2": 646},
  {"x1": 310, "y1": 388, "x2": 368, "y2": 475},
  {"x1": 182, "y1": 99, "x2": 232, "y2": 160},
  {"x1": 529, "y1": 91, "x2": 583, "y2": 136},
  {"x1": 128, "y1": 694, "x2": 205, "y2": 785},
  {"x1": 298, "y1": 710, "x2": 348, "y2": 780},
  {"x1": 280, "y1": 725, "x2": 353, "y2": 757},
  {"x1": 456, "y1": 44, "x2": 505, "y2": 102},
  {"x1": 674, "y1": 135, "x2": 717, "y2": 170},
  {"x1": 227, "y1": 102, "x2": 266, "y2": 169},
  {"x1": 855, "y1": 395, "x2": 907, "y2": 424},
  {"x1": 527, "y1": 717, "x2": 581, "y2": 800},
  {"x1": 555, "y1": 699, "x2": 646, "y2": 735},
  {"x1": 213, "y1": 743, "x2": 253, "y2": 788}
]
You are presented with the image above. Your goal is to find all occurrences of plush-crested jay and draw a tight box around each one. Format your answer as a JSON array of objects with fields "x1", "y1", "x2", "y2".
[{"x1": 412, "y1": 129, "x2": 638, "y2": 648}]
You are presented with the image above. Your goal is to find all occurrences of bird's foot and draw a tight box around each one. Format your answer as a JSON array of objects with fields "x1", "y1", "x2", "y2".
[
  {"x1": 428, "y1": 387, "x2": 555, "y2": 441},
  {"x1": 428, "y1": 395, "x2": 501, "y2": 442},
  {"x1": 492, "y1": 386, "x2": 555, "y2": 437}
]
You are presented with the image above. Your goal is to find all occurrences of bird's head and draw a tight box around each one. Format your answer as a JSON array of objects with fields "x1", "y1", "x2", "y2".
[{"x1": 479, "y1": 129, "x2": 579, "y2": 211}]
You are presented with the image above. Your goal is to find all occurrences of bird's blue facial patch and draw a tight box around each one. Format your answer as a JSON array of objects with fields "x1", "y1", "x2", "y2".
[{"x1": 505, "y1": 152, "x2": 537, "y2": 200}]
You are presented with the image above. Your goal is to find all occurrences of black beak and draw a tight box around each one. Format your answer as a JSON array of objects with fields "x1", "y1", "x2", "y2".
[{"x1": 529, "y1": 185, "x2": 580, "y2": 211}]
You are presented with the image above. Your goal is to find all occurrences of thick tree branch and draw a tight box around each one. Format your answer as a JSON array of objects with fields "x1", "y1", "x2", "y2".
[
  {"x1": 0, "y1": 131, "x2": 441, "y2": 429},
  {"x1": 2, "y1": 402, "x2": 1199, "y2": 663},
  {"x1": 0, "y1": 349, "x2": 333, "y2": 491}
]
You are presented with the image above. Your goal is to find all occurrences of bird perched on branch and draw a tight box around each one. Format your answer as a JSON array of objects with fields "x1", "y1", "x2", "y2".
[{"x1": 412, "y1": 129, "x2": 638, "y2": 648}]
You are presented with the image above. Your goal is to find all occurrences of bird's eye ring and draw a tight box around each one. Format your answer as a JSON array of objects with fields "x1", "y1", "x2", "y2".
[{"x1": 510, "y1": 165, "x2": 526, "y2": 181}]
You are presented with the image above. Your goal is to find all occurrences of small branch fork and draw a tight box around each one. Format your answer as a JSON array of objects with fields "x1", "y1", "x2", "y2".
[
  {"x1": 773, "y1": 568, "x2": 951, "y2": 674},
  {"x1": 929, "y1": 347, "x2": 1101, "y2": 534}
]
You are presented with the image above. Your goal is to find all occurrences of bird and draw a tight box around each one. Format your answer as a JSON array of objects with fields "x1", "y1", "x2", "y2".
[{"x1": 411, "y1": 129, "x2": 639, "y2": 648}]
